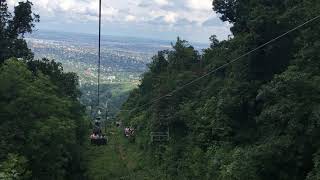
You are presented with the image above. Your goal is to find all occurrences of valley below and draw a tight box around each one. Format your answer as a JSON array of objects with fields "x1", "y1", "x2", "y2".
[{"x1": 26, "y1": 31, "x2": 173, "y2": 115}]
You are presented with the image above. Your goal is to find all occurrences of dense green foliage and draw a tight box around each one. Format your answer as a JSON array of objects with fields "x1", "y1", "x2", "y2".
[
  {"x1": 0, "y1": 0, "x2": 39, "y2": 62},
  {"x1": 2, "y1": 0, "x2": 320, "y2": 179},
  {"x1": 0, "y1": 1, "x2": 88, "y2": 179},
  {"x1": 80, "y1": 83, "x2": 134, "y2": 119},
  {"x1": 0, "y1": 59, "x2": 88, "y2": 179},
  {"x1": 120, "y1": 0, "x2": 320, "y2": 179}
]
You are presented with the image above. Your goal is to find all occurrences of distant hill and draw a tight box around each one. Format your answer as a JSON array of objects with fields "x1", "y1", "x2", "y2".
[
  {"x1": 26, "y1": 30, "x2": 208, "y2": 116},
  {"x1": 26, "y1": 31, "x2": 167, "y2": 84},
  {"x1": 26, "y1": 31, "x2": 207, "y2": 84}
]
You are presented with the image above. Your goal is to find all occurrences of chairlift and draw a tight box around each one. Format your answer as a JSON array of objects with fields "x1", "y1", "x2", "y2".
[
  {"x1": 89, "y1": 0, "x2": 106, "y2": 146},
  {"x1": 124, "y1": 127, "x2": 136, "y2": 142},
  {"x1": 150, "y1": 97, "x2": 172, "y2": 143},
  {"x1": 90, "y1": 122, "x2": 107, "y2": 145},
  {"x1": 150, "y1": 121, "x2": 170, "y2": 143},
  {"x1": 90, "y1": 133, "x2": 107, "y2": 146},
  {"x1": 150, "y1": 129, "x2": 169, "y2": 142},
  {"x1": 90, "y1": 107, "x2": 108, "y2": 145}
]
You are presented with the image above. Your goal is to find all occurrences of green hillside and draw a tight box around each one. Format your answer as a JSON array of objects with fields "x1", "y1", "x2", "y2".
[
  {"x1": 1, "y1": 0, "x2": 320, "y2": 179},
  {"x1": 119, "y1": 0, "x2": 320, "y2": 179}
]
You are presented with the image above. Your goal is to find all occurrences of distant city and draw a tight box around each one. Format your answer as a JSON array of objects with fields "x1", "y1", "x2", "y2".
[
  {"x1": 26, "y1": 31, "x2": 177, "y2": 85},
  {"x1": 26, "y1": 31, "x2": 208, "y2": 85},
  {"x1": 26, "y1": 30, "x2": 208, "y2": 112}
]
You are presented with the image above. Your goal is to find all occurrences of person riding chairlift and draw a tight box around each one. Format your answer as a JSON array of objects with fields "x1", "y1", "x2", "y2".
[
  {"x1": 90, "y1": 133, "x2": 97, "y2": 139},
  {"x1": 124, "y1": 127, "x2": 135, "y2": 137},
  {"x1": 124, "y1": 128, "x2": 130, "y2": 137},
  {"x1": 130, "y1": 128, "x2": 135, "y2": 136}
]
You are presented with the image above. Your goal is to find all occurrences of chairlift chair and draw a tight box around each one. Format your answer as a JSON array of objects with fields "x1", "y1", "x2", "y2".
[
  {"x1": 90, "y1": 107, "x2": 108, "y2": 145},
  {"x1": 89, "y1": 0, "x2": 108, "y2": 146}
]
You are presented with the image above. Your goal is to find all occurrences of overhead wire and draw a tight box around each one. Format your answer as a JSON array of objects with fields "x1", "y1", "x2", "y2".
[
  {"x1": 120, "y1": 14, "x2": 320, "y2": 114},
  {"x1": 97, "y1": 0, "x2": 102, "y2": 107}
]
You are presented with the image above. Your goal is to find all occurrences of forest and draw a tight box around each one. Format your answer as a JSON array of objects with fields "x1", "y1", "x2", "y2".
[
  {"x1": 119, "y1": 0, "x2": 320, "y2": 179},
  {"x1": 0, "y1": 1, "x2": 87, "y2": 179},
  {"x1": 1, "y1": 0, "x2": 320, "y2": 179}
]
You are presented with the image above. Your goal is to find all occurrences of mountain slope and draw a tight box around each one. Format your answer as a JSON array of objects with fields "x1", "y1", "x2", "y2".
[{"x1": 119, "y1": 0, "x2": 320, "y2": 179}]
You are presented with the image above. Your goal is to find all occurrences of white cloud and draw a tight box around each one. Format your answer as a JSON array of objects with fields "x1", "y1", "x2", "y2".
[
  {"x1": 8, "y1": 0, "x2": 216, "y2": 26},
  {"x1": 164, "y1": 12, "x2": 177, "y2": 23},
  {"x1": 154, "y1": 0, "x2": 169, "y2": 6},
  {"x1": 186, "y1": 0, "x2": 212, "y2": 10},
  {"x1": 7, "y1": 0, "x2": 230, "y2": 42},
  {"x1": 125, "y1": 15, "x2": 136, "y2": 22}
]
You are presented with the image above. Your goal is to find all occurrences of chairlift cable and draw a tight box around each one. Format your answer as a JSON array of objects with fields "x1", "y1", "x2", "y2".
[
  {"x1": 97, "y1": 0, "x2": 102, "y2": 107},
  {"x1": 123, "y1": 14, "x2": 320, "y2": 113},
  {"x1": 90, "y1": 0, "x2": 107, "y2": 146}
]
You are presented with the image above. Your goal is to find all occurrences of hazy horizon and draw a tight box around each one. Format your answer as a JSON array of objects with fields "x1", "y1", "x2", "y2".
[
  {"x1": 28, "y1": 29, "x2": 210, "y2": 47},
  {"x1": 7, "y1": 0, "x2": 231, "y2": 43}
]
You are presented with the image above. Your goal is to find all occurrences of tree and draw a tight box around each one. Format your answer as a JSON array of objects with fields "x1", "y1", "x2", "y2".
[
  {"x1": 0, "y1": 154, "x2": 31, "y2": 180},
  {"x1": 26, "y1": 58, "x2": 81, "y2": 99},
  {"x1": 0, "y1": 0, "x2": 39, "y2": 63},
  {"x1": 168, "y1": 37, "x2": 199, "y2": 71},
  {"x1": 0, "y1": 59, "x2": 87, "y2": 179},
  {"x1": 120, "y1": 0, "x2": 320, "y2": 179}
]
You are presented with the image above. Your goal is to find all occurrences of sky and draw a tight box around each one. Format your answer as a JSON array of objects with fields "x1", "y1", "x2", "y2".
[{"x1": 7, "y1": 0, "x2": 231, "y2": 43}]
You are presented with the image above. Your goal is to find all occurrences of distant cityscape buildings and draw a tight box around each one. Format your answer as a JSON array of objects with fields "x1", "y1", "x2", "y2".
[{"x1": 25, "y1": 35, "x2": 156, "y2": 85}]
